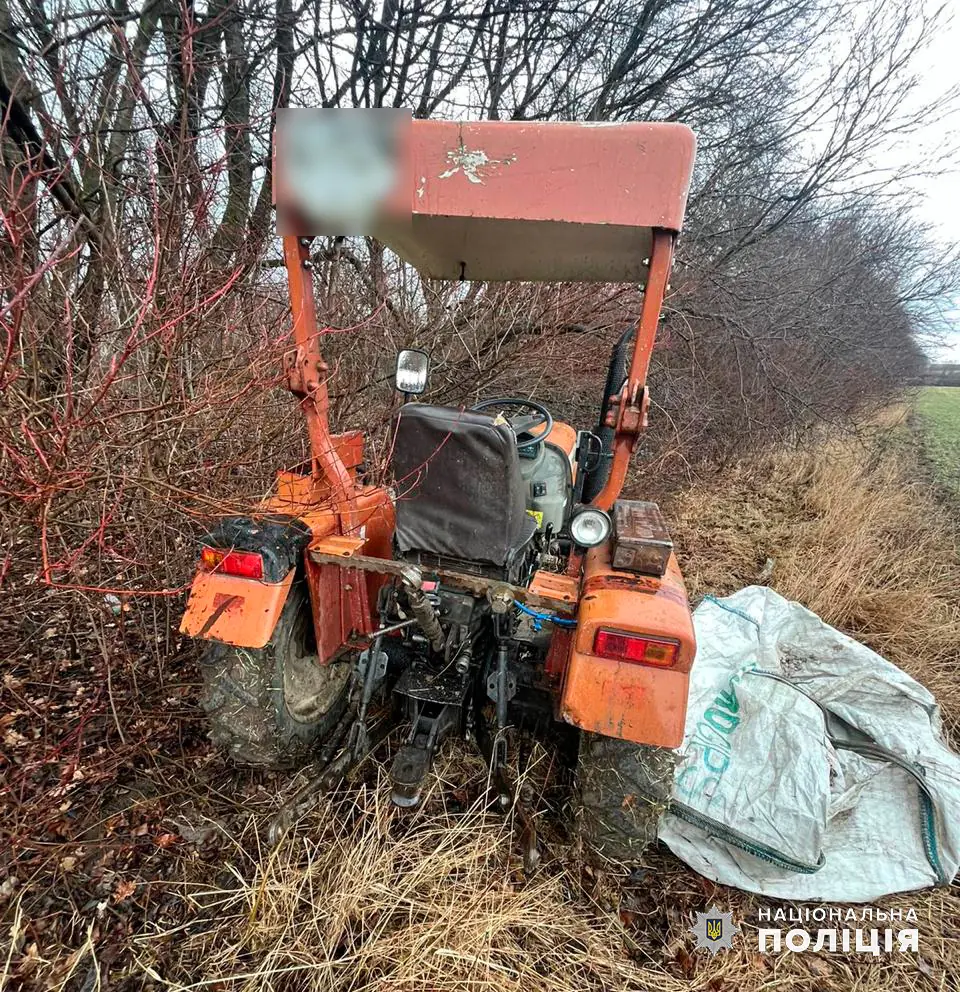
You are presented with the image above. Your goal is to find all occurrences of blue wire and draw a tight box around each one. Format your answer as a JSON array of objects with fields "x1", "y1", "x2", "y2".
[{"x1": 515, "y1": 600, "x2": 577, "y2": 628}]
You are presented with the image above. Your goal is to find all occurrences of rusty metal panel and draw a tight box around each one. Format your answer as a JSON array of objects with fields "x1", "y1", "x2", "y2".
[
  {"x1": 528, "y1": 570, "x2": 579, "y2": 609},
  {"x1": 611, "y1": 500, "x2": 673, "y2": 577},
  {"x1": 304, "y1": 557, "x2": 346, "y2": 665},
  {"x1": 259, "y1": 485, "x2": 395, "y2": 664},
  {"x1": 308, "y1": 545, "x2": 577, "y2": 615},
  {"x1": 410, "y1": 121, "x2": 695, "y2": 230}
]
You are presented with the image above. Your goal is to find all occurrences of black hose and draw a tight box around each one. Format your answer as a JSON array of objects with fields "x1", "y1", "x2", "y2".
[{"x1": 581, "y1": 326, "x2": 634, "y2": 503}]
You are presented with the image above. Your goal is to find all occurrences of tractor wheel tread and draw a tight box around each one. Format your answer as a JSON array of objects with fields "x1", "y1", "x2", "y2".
[
  {"x1": 577, "y1": 733, "x2": 676, "y2": 863},
  {"x1": 197, "y1": 581, "x2": 351, "y2": 769}
]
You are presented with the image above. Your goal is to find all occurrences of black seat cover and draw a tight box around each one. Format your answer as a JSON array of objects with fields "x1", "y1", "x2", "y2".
[{"x1": 389, "y1": 404, "x2": 537, "y2": 567}]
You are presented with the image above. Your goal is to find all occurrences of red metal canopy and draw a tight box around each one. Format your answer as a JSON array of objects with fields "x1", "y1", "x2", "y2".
[{"x1": 377, "y1": 120, "x2": 696, "y2": 282}]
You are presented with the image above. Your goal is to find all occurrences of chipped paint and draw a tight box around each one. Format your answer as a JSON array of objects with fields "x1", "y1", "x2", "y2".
[
  {"x1": 416, "y1": 176, "x2": 426, "y2": 198},
  {"x1": 438, "y1": 146, "x2": 516, "y2": 184}
]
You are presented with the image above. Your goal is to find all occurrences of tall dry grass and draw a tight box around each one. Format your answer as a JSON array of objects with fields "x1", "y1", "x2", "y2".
[
  {"x1": 132, "y1": 769, "x2": 668, "y2": 992},
  {"x1": 670, "y1": 408, "x2": 960, "y2": 732}
]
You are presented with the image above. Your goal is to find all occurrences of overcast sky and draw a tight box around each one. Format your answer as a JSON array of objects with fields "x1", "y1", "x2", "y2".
[{"x1": 910, "y1": 11, "x2": 960, "y2": 362}]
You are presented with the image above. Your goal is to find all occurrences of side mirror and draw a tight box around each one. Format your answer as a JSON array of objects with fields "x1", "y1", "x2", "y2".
[{"x1": 395, "y1": 349, "x2": 430, "y2": 396}]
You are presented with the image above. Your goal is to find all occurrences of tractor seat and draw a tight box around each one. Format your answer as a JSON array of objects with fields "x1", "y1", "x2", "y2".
[{"x1": 389, "y1": 403, "x2": 537, "y2": 570}]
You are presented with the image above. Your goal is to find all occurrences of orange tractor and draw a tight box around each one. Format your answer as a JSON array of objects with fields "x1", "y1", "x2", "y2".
[{"x1": 181, "y1": 117, "x2": 697, "y2": 859}]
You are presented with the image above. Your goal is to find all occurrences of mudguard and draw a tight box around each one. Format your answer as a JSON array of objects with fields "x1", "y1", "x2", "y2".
[
  {"x1": 180, "y1": 570, "x2": 295, "y2": 648},
  {"x1": 560, "y1": 544, "x2": 696, "y2": 748},
  {"x1": 180, "y1": 480, "x2": 396, "y2": 656},
  {"x1": 179, "y1": 515, "x2": 310, "y2": 649}
]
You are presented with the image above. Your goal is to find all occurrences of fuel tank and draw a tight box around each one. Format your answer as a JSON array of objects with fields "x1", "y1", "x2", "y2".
[{"x1": 518, "y1": 422, "x2": 577, "y2": 534}]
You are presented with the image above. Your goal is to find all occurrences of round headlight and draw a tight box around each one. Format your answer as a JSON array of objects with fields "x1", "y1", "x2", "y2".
[{"x1": 569, "y1": 506, "x2": 612, "y2": 548}]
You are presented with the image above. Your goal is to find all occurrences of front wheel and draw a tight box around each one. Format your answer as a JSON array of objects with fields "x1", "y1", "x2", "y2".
[
  {"x1": 199, "y1": 581, "x2": 351, "y2": 767},
  {"x1": 576, "y1": 733, "x2": 677, "y2": 862}
]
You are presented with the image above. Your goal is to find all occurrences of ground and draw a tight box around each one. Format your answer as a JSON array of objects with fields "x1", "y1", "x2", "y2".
[
  {"x1": 2, "y1": 403, "x2": 959, "y2": 991},
  {"x1": 915, "y1": 387, "x2": 960, "y2": 498}
]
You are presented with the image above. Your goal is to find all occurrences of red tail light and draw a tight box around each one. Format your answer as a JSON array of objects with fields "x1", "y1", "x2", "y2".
[
  {"x1": 200, "y1": 547, "x2": 264, "y2": 580},
  {"x1": 593, "y1": 629, "x2": 679, "y2": 667}
]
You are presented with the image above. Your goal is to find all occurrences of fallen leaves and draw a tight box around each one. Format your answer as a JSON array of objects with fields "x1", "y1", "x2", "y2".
[{"x1": 113, "y1": 879, "x2": 137, "y2": 903}]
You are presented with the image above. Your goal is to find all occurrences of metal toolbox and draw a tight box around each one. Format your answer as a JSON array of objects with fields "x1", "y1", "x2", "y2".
[{"x1": 611, "y1": 500, "x2": 674, "y2": 576}]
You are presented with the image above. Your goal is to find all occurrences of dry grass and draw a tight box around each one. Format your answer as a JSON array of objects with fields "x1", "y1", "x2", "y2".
[
  {"x1": 671, "y1": 407, "x2": 960, "y2": 733},
  {"x1": 123, "y1": 764, "x2": 958, "y2": 992},
  {"x1": 4, "y1": 413, "x2": 960, "y2": 991},
  {"x1": 131, "y1": 767, "x2": 668, "y2": 992}
]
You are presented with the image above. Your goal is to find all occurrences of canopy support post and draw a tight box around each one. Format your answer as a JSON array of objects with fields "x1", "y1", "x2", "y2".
[{"x1": 590, "y1": 228, "x2": 674, "y2": 511}]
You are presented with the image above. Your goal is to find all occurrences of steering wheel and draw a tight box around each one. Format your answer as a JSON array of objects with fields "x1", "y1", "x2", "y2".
[{"x1": 470, "y1": 397, "x2": 554, "y2": 450}]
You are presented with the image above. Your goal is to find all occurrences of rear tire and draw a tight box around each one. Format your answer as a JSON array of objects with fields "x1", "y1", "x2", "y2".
[
  {"x1": 199, "y1": 581, "x2": 351, "y2": 767},
  {"x1": 577, "y1": 733, "x2": 676, "y2": 862},
  {"x1": 581, "y1": 326, "x2": 634, "y2": 503}
]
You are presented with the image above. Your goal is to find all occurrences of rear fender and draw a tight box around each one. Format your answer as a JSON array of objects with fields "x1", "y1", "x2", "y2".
[
  {"x1": 180, "y1": 571, "x2": 294, "y2": 648},
  {"x1": 179, "y1": 516, "x2": 311, "y2": 649},
  {"x1": 560, "y1": 545, "x2": 696, "y2": 748}
]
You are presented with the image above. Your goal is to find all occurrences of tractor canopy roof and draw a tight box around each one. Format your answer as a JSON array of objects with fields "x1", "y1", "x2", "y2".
[
  {"x1": 276, "y1": 115, "x2": 695, "y2": 283},
  {"x1": 377, "y1": 120, "x2": 695, "y2": 282}
]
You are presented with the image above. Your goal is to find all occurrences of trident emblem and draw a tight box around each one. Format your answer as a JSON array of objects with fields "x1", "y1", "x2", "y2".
[{"x1": 690, "y1": 906, "x2": 739, "y2": 954}]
